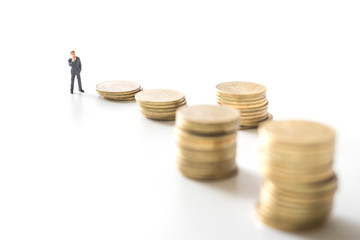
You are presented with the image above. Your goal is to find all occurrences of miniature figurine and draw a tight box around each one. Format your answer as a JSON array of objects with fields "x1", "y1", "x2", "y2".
[{"x1": 68, "y1": 50, "x2": 84, "y2": 94}]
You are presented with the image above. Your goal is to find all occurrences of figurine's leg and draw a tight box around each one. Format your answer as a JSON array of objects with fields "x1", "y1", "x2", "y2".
[
  {"x1": 70, "y1": 74, "x2": 75, "y2": 93},
  {"x1": 77, "y1": 74, "x2": 83, "y2": 91}
]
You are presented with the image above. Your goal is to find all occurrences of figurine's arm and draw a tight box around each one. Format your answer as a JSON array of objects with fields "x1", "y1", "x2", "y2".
[
  {"x1": 68, "y1": 58, "x2": 73, "y2": 66},
  {"x1": 79, "y1": 58, "x2": 82, "y2": 72}
]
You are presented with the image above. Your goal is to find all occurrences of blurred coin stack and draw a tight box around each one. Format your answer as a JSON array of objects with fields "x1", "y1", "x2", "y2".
[
  {"x1": 175, "y1": 105, "x2": 240, "y2": 180},
  {"x1": 135, "y1": 89, "x2": 186, "y2": 121},
  {"x1": 257, "y1": 120, "x2": 338, "y2": 231},
  {"x1": 96, "y1": 80, "x2": 142, "y2": 101},
  {"x1": 216, "y1": 81, "x2": 272, "y2": 129}
]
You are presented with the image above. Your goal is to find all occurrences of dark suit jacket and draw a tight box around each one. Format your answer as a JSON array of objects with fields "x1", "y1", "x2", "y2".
[{"x1": 68, "y1": 57, "x2": 82, "y2": 75}]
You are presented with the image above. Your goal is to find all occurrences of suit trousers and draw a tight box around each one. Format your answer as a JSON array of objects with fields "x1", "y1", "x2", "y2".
[{"x1": 70, "y1": 73, "x2": 83, "y2": 92}]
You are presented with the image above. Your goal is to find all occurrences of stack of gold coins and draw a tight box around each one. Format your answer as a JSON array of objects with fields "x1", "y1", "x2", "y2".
[
  {"x1": 216, "y1": 81, "x2": 272, "y2": 129},
  {"x1": 175, "y1": 105, "x2": 240, "y2": 180},
  {"x1": 257, "y1": 120, "x2": 338, "y2": 231},
  {"x1": 135, "y1": 89, "x2": 187, "y2": 121},
  {"x1": 96, "y1": 80, "x2": 142, "y2": 101}
]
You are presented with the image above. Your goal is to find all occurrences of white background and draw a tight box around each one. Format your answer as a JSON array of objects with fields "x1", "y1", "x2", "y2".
[{"x1": 1, "y1": 0, "x2": 360, "y2": 239}]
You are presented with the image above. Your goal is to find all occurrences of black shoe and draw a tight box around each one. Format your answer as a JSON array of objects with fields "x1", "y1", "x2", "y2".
[
  {"x1": 79, "y1": 89, "x2": 85, "y2": 93},
  {"x1": 70, "y1": 91, "x2": 73, "y2": 94}
]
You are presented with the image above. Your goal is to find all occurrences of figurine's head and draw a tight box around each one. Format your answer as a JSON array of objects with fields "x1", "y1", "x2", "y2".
[{"x1": 70, "y1": 50, "x2": 75, "y2": 57}]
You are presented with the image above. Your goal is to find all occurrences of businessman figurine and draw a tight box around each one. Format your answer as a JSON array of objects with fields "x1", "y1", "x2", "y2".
[{"x1": 68, "y1": 50, "x2": 84, "y2": 94}]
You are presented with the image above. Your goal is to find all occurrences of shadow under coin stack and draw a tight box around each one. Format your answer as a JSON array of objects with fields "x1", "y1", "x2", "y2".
[
  {"x1": 175, "y1": 105, "x2": 240, "y2": 180},
  {"x1": 96, "y1": 80, "x2": 142, "y2": 101},
  {"x1": 135, "y1": 89, "x2": 187, "y2": 121},
  {"x1": 216, "y1": 81, "x2": 272, "y2": 130},
  {"x1": 257, "y1": 120, "x2": 338, "y2": 231}
]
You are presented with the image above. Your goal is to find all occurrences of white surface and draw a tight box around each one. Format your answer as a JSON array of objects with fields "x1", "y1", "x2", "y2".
[{"x1": 1, "y1": 1, "x2": 360, "y2": 239}]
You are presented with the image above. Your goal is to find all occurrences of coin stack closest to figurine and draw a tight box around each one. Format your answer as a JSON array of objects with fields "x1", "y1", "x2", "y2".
[
  {"x1": 96, "y1": 80, "x2": 142, "y2": 101},
  {"x1": 175, "y1": 105, "x2": 240, "y2": 180},
  {"x1": 216, "y1": 81, "x2": 272, "y2": 130},
  {"x1": 256, "y1": 120, "x2": 338, "y2": 231},
  {"x1": 135, "y1": 89, "x2": 187, "y2": 121}
]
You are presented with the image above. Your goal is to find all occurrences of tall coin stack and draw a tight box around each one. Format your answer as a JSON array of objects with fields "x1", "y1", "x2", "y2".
[
  {"x1": 175, "y1": 105, "x2": 240, "y2": 180},
  {"x1": 135, "y1": 89, "x2": 187, "y2": 121},
  {"x1": 216, "y1": 81, "x2": 272, "y2": 129},
  {"x1": 96, "y1": 80, "x2": 142, "y2": 101},
  {"x1": 257, "y1": 120, "x2": 338, "y2": 231}
]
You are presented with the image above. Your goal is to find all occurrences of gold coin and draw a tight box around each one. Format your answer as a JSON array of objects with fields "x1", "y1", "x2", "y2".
[
  {"x1": 176, "y1": 134, "x2": 237, "y2": 151},
  {"x1": 271, "y1": 174, "x2": 338, "y2": 194},
  {"x1": 97, "y1": 90, "x2": 142, "y2": 98},
  {"x1": 240, "y1": 112, "x2": 269, "y2": 120},
  {"x1": 135, "y1": 89, "x2": 185, "y2": 105},
  {"x1": 139, "y1": 113, "x2": 175, "y2": 121},
  {"x1": 216, "y1": 97, "x2": 268, "y2": 106},
  {"x1": 256, "y1": 119, "x2": 337, "y2": 232},
  {"x1": 267, "y1": 112, "x2": 273, "y2": 120},
  {"x1": 239, "y1": 125, "x2": 257, "y2": 130},
  {"x1": 238, "y1": 106, "x2": 269, "y2": 113},
  {"x1": 259, "y1": 194, "x2": 332, "y2": 214},
  {"x1": 260, "y1": 187, "x2": 335, "y2": 207},
  {"x1": 261, "y1": 161, "x2": 334, "y2": 176},
  {"x1": 177, "y1": 105, "x2": 240, "y2": 125},
  {"x1": 216, "y1": 93, "x2": 267, "y2": 102},
  {"x1": 260, "y1": 158, "x2": 334, "y2": 173},
  {"x1": 259, "y1": 129, "x2": 335, "y2": 149},
  {"x1": 176, "y1": 119, "x2": 239, "y2": 135},
  {"x1": 177, "y1": 146, "x2": 236, "y2": 163},
  {"x1": 239, "y1": 112, "x2": 272, "y2": 128},
  {"x1": 176, "y1": 139, "x2": 236, "y2": 151},
  {"x1": 240, "y1": 120, "x2": 269, "y2": 127},
  {"x1": 216, "y1": 81, "x2": 266, "y2": 99},
  {"x1": 258, "y1": 190, "x2": 334, "y2": 216},
  {"x1": 178, "y1": 165, "x2": 238, "y2": 180},
  {"x1": 176, "y1": 105, "x2": 240, "y2": 135},
  {"x1": 177, "y1": 158, "x2": 236, "y2": 170},
  {"x1": 140, "y1": 111, "x2": 176, "y2": 117},
  {"x1": 104, "y1": 96, "x2": 136, "y2": 101},
  {"x1": 175, "y1": 105, "x2": 240, "y2": 180},
  {"x1": 177, "y1": 156, "x2": 236, "y2": 164},
  {"x1": 258, "y1": 205, "x2": 330, "y2": 224},
  {"x1": 259, "y1": 201, "x2": 333, "y2": 221},
  {"x1": 240, "y1": 110, "x2": 268, "y2": 117},
  {"x1": 175, "y1": 128, "x2": 236, "y2": 145},
  {"x1": 218, "y1": 102, "x2": 269, "y2": 113},
  {"x1": 139, "y1": 103, "x2": 187, "y2": 113},
  {"x1": 96, "y1": 81, "x2": 141, "y2": 94},
  {"x1": 257, "y1": 205, "x2": 329, "y2": 231},
  {"x1": 260, "y1": 139, "x2": 335, "y2": 154},
  {"x1": 260, "y1": 165, "x2": 334, "y2": 183},
  {"x1": 137, "y1": 99, "x2": 187, "y2": 109},
  {"x1": 142, "y1": 116, "x2": 175, "y2": 121},
  {"x1": 257, "y1": 201, "x2": 332, "y2": 222},
  {"x1": 240, "y1": 114, "x2": 269, "y2": 123},
  {"x1": 259, "y1": 120, "x2": 335, "y2": 146},
  {"x1": 259, "y1": 150, "x2": 334, "y2": 167},
  {"x1": 137, "y1": 97, "x2": 186, "y2": 106},
  {"x1": 177, "y1": 151, "x2": 236, "y2": 163},
  {"x1": 218, "y1": 100, "x2": 268, "y2": 109},
  {"x1": 140, "y1": 109, "x2": 176, "y2": 117},
  {"x1": 264, "y1": 183, "x2": 336, "y2": 198},
  {"x1": 140, "y1": 107, "x2": 182, "y2": 113},
  {"x1": 259, "y1": 196, "x2": 333, "y2": 217},
  {"x1": 177, "y1": 164, "x2": 237, "y2": 177},
  {"x1": 260, "y1": 145, "x2": 334, "y2": 159}
]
